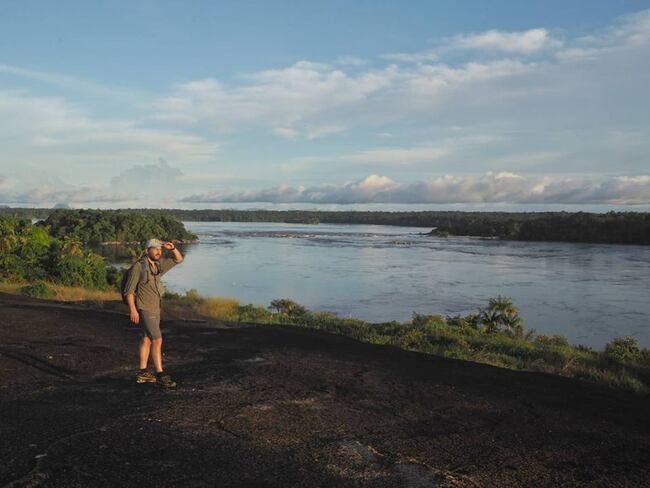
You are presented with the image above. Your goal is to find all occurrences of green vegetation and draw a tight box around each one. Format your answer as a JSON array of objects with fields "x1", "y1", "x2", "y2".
[
  {"x1": 0, "y1": 216, "x2": 114, "y2": 289},
  {"x1": 40, "y1": 209, "x2": 197, "y2": 245},
  {"x1": 2, "y1": 207, "x2": 647, "y2": 245},
  {"x1": 20, "y1": 281, "x2": 55, "y2": 299},
  {"x1": 163, "y1": 290, "x2": 650, "y2": 394},
  {"x1": 0, "y1": 210, "x2": 195, "y2": 292}
]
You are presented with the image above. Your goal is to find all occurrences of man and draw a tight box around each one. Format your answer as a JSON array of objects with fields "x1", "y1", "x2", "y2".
[{"x1": 123, "y1": 238, "x2": 184, "y2": 388}]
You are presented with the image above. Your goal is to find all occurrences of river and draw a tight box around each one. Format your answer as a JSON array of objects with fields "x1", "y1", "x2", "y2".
[{"x1": 135, "y1": 221, "x2": 649, "y2": 349}]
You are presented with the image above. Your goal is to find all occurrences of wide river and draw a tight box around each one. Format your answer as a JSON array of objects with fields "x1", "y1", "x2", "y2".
[{"x1": 152, "y1": 221, "x2": 649, "y2": 349}]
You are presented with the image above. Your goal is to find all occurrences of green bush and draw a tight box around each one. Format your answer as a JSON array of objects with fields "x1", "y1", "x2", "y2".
[
  {"x1": 535, "y1": 334, "x2": 571, "y2": 348},
  {"x1": 269, "y1": 298, "x2": 308, "y2": 318},
  {"x1": 237, "y1": 304, "x2": 274, "y2": 323},
  {"x1": 163, "y1": 291, "x2": 183, "y2": 301},
  {"x1": 20, "y1": 282, "x2": 55, "y2": 299},
  {"x1": 412, "y1": 312, "x2": 447, "y2": 327},
  {"x1": 0, "y1": 216, "x2": 113, "y2": 289},
  {"x1": 105, "y1": 265, "x2": 122, "y2": 288},
  {"x1": 50, "y1": 252, "x2": 108, "y2": 289},
  {"x1": 604, "y1": 336, "x2": 642, "y2": 363}
]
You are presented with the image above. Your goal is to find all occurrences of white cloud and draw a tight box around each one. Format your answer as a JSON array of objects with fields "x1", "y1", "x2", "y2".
[
  {"x1": 381, "y1": 50, "x2": 439, "y2": 63},
  {"x1": 181, "y1": 172, "x2": 650, "y2": 205},
  {"x1": 110, "y1": 159, "x2": 183, "y2": 195},
  {"x1": 335, "y1": 56, "x2": 369, "y2": 66},
  {"x1": 0, "y1": 90, "x2": 218, "y2": 167},
  {"x1": 0, "y1": 160, "x2": 186, "y2": 206},
  {"x1": 5, "y1": 170, "x2": 650, "y2": 207},
  {"x1": 1, "y1": 185, "x2": 129, "y2": 205},
  {"x1": 555, "y1": 9, "x2": 650, "y2": 62},
  {"x1": 384, "y1": 27, "x2": 561, "y2": 62},
  {"x1": 154, "y1": 61, "x2": 395, "y2": 136},
  {"x1": 450, "y1": 28, "x2": 562, "y2": 53},
  {"x1": 153, "y1": 58, "x2": 536, "y2": 140}
]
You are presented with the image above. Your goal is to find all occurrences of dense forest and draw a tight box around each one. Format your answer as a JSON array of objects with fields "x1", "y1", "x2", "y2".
[
  {"x1": 0, "y1": 210, "x2": 197, "y2": 289},
  {"x1": 38, "y1": 209, "x2": 198, "y2": 245},
  {"x1": 0, "y1": 216, "x2": 117, "y2": 289},
  {"x1": 1, "y1": 207, "x2": 649, "y2": 245}
]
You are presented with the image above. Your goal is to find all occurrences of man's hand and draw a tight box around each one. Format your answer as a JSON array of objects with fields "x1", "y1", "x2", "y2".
[
  {"x1": 130, "y1": 309, "x2": 140, "y2": 324},
  {"x1": 164, "y1": 241, "x2": 184, "y2": 264},
  {"x1": 126, "y1": 293, "x2": 139, "y2": 323}
]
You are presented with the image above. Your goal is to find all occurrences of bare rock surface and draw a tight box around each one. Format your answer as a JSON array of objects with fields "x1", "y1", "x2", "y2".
[{"x1": 1, "y1": 292, "x2": 649, "y2": 487}]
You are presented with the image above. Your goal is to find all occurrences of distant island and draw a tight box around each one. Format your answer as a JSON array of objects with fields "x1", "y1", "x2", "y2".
[
  {"x1": 40, "y1": 209, "x2": 198, "y2": 245},
  {"x1": 2, "y1": 207, "x2": 649, "y2": 245}
]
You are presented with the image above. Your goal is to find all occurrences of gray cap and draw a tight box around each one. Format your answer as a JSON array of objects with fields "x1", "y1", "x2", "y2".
[{"x1": 144, "y1": 238, "x2": 163, "y2": 249}]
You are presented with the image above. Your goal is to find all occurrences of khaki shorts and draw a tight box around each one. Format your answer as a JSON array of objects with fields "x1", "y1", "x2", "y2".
[{"x1": 138, "y1": 309, "x2": 162, "y2": 340}]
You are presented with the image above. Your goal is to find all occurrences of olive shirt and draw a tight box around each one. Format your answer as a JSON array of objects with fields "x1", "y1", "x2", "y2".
[{"x1": 123, "y1": 256, "x2": 178, "y2": 312}]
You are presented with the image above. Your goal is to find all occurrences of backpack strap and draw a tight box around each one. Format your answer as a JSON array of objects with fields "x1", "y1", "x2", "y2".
[{"x1": 138, "y1": 257, "x2": 149, "y2": 284}]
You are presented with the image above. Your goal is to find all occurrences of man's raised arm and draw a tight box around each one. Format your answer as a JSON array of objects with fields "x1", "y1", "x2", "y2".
[{"x1": 163, "y1": 241, "x2": 184, "y2": 264}]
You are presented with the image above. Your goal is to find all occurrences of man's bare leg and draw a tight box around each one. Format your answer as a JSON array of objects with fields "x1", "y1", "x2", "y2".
[
  {"x1": 152, "y1": 337, "x2": 164, "y2": 373},
  {"x1": 139, "y1": 336, "x2": 152, "y2": 370}
]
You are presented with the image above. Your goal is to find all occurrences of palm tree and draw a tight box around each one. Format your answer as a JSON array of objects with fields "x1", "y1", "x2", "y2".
[
  {"x1": 61, "y1": 236, "x2": 83, "y2": 256},
  {"x1": 0, "y1": 219, "x2": 18, "y2": 252},
  {"x1": 479, "y1": 296, "x2": 524, "y2": 335}
]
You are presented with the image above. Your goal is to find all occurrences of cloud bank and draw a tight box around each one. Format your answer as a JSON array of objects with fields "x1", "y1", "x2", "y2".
[
  {"x1": 0, "y1": 160, "x2": 185, "y2": 205},
  {"x1": 181, "y1": 173, "x2": 650, "y2": 205}
]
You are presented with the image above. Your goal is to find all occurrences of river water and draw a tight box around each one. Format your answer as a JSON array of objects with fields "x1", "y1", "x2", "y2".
[{"x1": 150, "y1": 221, "x2": 649, "y2": 349}]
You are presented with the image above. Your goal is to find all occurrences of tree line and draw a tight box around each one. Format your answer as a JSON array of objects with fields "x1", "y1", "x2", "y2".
[{"x1": 2, "y1": 207, "x2": 649, "y2": 245}]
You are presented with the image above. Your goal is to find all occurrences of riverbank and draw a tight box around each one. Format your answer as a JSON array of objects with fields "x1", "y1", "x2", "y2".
[
  {"x1": 1, "y1": 291, "x2": 649, "y2": 487},
  {"x1": 2, "y1": 282, "x2": 649, "y2": 394}
]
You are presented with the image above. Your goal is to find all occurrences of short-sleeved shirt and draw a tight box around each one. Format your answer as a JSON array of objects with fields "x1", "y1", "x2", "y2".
[{"x1": 123, "y1": 256, "x2": 178, "y2": 311}]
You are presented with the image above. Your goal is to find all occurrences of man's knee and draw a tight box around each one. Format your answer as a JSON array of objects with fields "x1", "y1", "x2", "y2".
[
  {"x1": 141, "y1": 336, "x2": 152, "y2": 345},
  {"x1": 152, "y1": 337, "x2": 163, "y2": 345}
]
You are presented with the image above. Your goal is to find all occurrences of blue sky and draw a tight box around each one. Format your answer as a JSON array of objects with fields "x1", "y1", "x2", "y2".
[{"x1": 1, "y1": 0, "x2": 650, "y2": 209}]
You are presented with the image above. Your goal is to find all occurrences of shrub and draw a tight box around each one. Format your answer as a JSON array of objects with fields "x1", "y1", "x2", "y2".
[
  {"x1": 20, "y1": 282, "x2": 55, "y2": 299},
  {"x1": 105, "y1": 265, "x2": 122, "y2": 288},
  {"x1": 163, "y1": 291, "x2": 183, "y2": 300},
  {"x1": 604, "y1": 336, "x2": 642, "y2": 363},
  {"x1": 50, "y1": 253, "x2": 108, "y2": 289},
  {"x1": 184, "y1": 289, "x2": 204, "y2": 305},
  {"x1": 237, "y1": 304, "x2": 273, "y2": 323},
  {"x1": 269, "y1": 298, "x2": 308, "y2": 317},
  {"x1": 535, "y1": 334, "x2": 570, "y2": 348},
  {"x1": 412, "y1": 312, "x2": 446, "y2": 327}
]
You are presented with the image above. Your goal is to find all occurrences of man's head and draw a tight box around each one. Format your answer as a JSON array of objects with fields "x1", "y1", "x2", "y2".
[{"x1": 144, "y1": 238, "x2": 163, "y2": 261}]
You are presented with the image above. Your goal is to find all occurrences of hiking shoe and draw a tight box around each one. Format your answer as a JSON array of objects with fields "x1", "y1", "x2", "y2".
[
  {"x1": 136, "y1": 370, "x2": 157, "y2": 384},
  {"x1": 157, "y1": 373, "x2": 177, "y2": 388}
]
